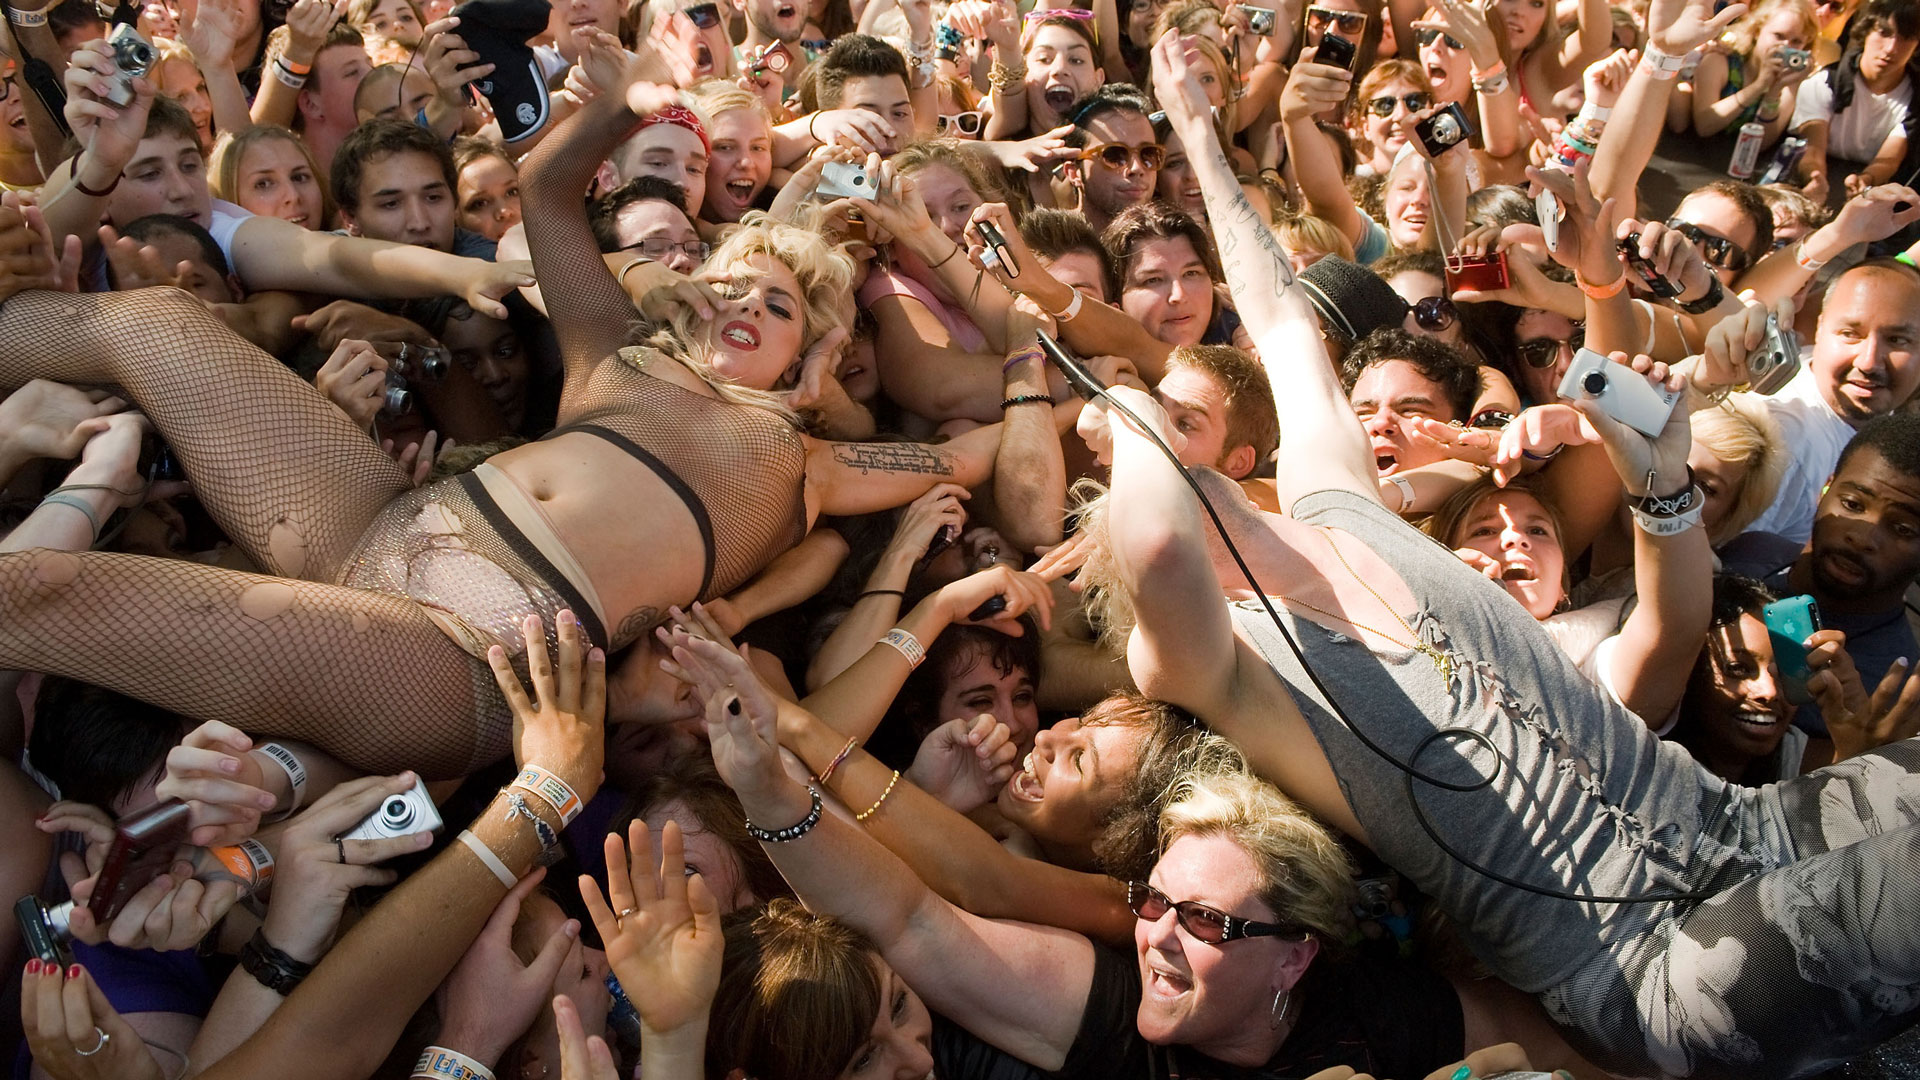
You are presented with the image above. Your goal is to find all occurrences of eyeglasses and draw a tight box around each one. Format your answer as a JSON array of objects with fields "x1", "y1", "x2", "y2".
[
  {"x1": 1415, "y1": 27, "x2": 1463, "y2": 49},
  {"x1": 938, "y1": 110, "x2": 985, "y2": 136},
  {"x1": 1517, "y1": 323, "x2": 1586, "y2": 369},
  {"x1": 1083, "y1": 141, "x2": 1166, "y2": 171},
  {"x1": 628, "y1": 237, "x2": 711, "y2": 263},
  {"x1": 1666, "y1": 219, "x2": 1751, "y2": 273},
  {"x1": 1411, "y1": 295, "x2": 1455, "y2": 332},
  {"x1": 1366, "y1": 91, "x2": 1431, "y2": 117},
  {"x1": 1127, "y1": 882, "x2": 1305, "y2": 944},
  {"x1": 1306, "y1": 4, "x2": 1367, "y2": 35},
  {"x1": 683, "y1": 2, "x2": 720, "y2": 28}
]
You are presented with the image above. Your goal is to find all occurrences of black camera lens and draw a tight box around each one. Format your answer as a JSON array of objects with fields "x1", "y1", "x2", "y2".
[{"x1": 1582, "y1": 371, "x2": 1608, "y2": 396}]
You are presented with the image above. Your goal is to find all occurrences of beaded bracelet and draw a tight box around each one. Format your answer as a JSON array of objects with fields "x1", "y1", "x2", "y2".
[
  {"x1": 856, "y1": 771, "x2": 901, "y2": 821},
  {"x1": 1002, "y1": 393, "x2": 1054, "y2": 409},
  {"x1": 746, "y1": 786, "x2": 823, "y2": 842}
]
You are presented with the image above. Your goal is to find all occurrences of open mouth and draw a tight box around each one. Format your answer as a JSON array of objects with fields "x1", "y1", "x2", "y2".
[
  {"x1": 695, "y1": 43, "x2": 714, "y2": 74},
  {"x1": 726, "y1": 178, "x2": 755, "y2": 202},
  {"x1": 1043, "y1": 86, "x2": 1076, "y2": 112},
  {"x1": 1145, "y1": 965, "x2": 1192, "y2": 998},
  {"x1": 1426, "y1": 62, "x2": 1449, "y2": 84},
  {"x1": 720, "y1": 320, "x2": 760, "y2": 350},
  {"x1": 1006, "y1": 752, "x2": 1044, "y2": 802},
  {"x1": 1735, "y1": 709, "x2": 1781, "y2": 731},
  {"x1": 1499, "y1": 564, "x2": 1536, "y2": 582},
  {"x1": 775, "y1": 2, "x2": 797, "y2": 19},
  {"x1": 1375, "y1": 452, "x2": 1397, "y2": 474}
]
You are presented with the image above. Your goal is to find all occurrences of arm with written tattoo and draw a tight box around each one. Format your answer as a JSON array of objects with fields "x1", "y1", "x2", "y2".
[
  {"x1": 1151, "y1": 33, "x2": 1378, "y2": 507},
  {"x1": 806, "y1": 424, "x2": 1002, "y2": 516}
]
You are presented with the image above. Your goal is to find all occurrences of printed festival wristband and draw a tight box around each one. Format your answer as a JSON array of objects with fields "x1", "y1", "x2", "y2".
[{"x1": 510, "y1": 765, "x2": 582, "y2": 826}]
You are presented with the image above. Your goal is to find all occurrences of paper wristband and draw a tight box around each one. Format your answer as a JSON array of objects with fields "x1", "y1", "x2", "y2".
[
  {"x1": 414, "y1": 1046, "x2": 496, "y2": 1080},
  {"x1": 510, "y1": 765, "x2": 582, "y2": 826},
  {"x1": 458, "y1": 830, "x2": 517, "y2": 888},
  {"x1": 207, "y1": 838, "x2": 276, "y2": 889},
  {"x1": 252, "y1": 743, "x2": 308, "y2": 822}
]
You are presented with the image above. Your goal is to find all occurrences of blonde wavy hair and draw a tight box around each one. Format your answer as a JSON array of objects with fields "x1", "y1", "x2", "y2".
[
  {"x1": 1158, "y1": 770, "x2": 1358, "y2": 947},
  {"x1": 1692, "y1": 393, "x2": 1787, "y2": 546},
  {"x1": 1724, "y1": 0, "x2": 1820, "y2": 60},
  {"x1": 636, "y1": 209, "x2": 854, "y2": 419},
  {"x1": 689, "y1": 78, "x2": 773, "y2": 124}
]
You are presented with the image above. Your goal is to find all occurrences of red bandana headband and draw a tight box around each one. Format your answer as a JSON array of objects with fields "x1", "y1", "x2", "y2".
[{"x1": 634, "y1": 103, "x2": 711, "y2": 153}]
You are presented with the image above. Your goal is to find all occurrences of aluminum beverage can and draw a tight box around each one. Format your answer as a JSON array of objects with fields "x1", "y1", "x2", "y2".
[{"x1": 1729, "y1": 121, "x2": 1766, "y2": 180}]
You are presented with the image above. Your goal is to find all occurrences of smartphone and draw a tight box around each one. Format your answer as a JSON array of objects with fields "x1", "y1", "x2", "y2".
[
  {"x1": 1745, "y1": 312, "x2": 1801, "y2": 395},
  {"x1": 1763, "y1": 595, "x2": 1822, "y2": 706},
  {"x1": 1314, "y1": 31, "x2": 1356, "y2": 71},
  {"x1": 1443, "y1": 251, "x2": 1509, "y2": 294},
  {"x1": 1617, "y1": 233, "x2": 1683, "y2": 299},
  {"x1": 1555, "y1": 349, "x2": 1680, "y2": 438},
  {"x1": 817, "y1": 161, "x2": 874, "y2": 200},
  {"x1": 88, "y1": 800, "x2": 192, "y2": 925},
  {"x1": 1242, "y1": 4, "x2": 1276, "y2": 34}
]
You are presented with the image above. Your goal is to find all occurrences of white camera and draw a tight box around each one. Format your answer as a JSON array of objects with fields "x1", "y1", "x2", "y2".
[{"x1": 342, "y1": 777, "x2": 443, "y2": 841}]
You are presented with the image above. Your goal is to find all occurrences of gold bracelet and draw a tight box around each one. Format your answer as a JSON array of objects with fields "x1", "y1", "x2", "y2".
[
  {"x1": 988, "y1": 61, "x2": 1027, "y2": 93},
  {"x1": 856, "y1": 770, "x2": 902, "y2": 821}
]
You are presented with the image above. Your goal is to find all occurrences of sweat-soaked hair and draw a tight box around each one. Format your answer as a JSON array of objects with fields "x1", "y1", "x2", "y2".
[
  {"x1": 707, "y1": 900, "x2": 881, "y2": 1080},
  {"x1": 1088, "y1": 694, "x2": 1249, "y2": 883}
]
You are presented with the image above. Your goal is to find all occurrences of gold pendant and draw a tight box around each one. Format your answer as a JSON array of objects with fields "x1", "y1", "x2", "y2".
[{"x1": 1420, "y1": 643, "x2": 1453, "y2": 682}]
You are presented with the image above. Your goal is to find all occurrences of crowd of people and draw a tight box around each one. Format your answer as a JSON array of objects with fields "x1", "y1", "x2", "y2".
[{"x1": 0, "y1": 0, "x2": 1919, "y2": 1072}]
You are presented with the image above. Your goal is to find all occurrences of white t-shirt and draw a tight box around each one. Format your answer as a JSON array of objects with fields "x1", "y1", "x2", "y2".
[
  {"x1": 207, "y1": 198, "x2": 252, "y2": 266},
  {"x1": 1744, "y1": 358, "x2": 1856, "y2": 545},
  {"x1": 1791, "y1": 69, "x2": 1913, "y2": 163}
]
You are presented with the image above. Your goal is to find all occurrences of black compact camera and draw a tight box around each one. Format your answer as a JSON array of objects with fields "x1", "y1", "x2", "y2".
[{"x1": 1414, "y1": 103, "x2": 1472, "y2": 158}]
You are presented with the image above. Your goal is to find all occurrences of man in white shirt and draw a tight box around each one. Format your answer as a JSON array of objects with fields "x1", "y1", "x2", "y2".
[
  {"x1": 1791, "y1": 0, "x2": 1919, "y2": 204},
  {"x1": 1734, "y1": 260, "x2": 1920, "y2": 543}
]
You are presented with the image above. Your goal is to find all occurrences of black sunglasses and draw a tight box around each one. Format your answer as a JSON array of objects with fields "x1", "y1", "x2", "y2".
[
  {"x1": 1366, "y1": 91, "x2": 1431, "y2": 117},
  {"x1": 1411, "y1": 295, "x2": 1455, "y2": 332},
  {"x1": 1127, "y1": 881, "x2": 1304, "y2": 944},
  {"x1": 1415, "y1": 27, "x2": 1463, "y2": 49},
  {"x1": 684, "y1": 2, "x2": 721, "y2": 28},
  {"x1": 1517, "y1": 323, "x2": 1585, "y2": 369},
  {"x1": 1667, "y1": 219, "x2": 1751, "y2": 273}
]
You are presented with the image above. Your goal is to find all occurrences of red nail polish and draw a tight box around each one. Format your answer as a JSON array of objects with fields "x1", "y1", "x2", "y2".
[
  {"x1": 25, "y1": 958, "x2": 41, "y2": 975},
  {"x1": 66, "y1": 964, "x2": 80, "y2": 980}
]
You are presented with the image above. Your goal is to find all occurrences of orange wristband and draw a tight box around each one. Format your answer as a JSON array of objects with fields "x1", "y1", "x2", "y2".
[{"x1": 1577, "y1": 274, "x2": 1626, "y2": 300}]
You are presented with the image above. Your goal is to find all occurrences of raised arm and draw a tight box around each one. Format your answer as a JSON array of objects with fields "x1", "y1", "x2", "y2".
[
  {"x1": 1154, "y1": 32, "x2": 1374, "y2": 507},
  {"x1": 517, "y1": 78, "x2": 669, "y2": 382},
  {"x1": 697, "y1": 662, "x2": 1094, "y2": 1071}
]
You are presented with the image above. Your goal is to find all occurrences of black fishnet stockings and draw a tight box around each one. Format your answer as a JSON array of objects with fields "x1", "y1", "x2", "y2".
[
  {"x1": 0, "y1": 287, "x2": 410, "y2": 581},
  {"x1": 0, "y1": 549, "x2": 504, "y2": 777}
]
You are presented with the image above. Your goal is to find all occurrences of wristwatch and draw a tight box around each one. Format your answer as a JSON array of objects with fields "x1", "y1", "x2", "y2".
[
  {"x1": 1676, "y1": 272, "x2": 1725, "y2": 315},
  {"x1": 240, "y1": 929, "x2": 315, "y2": 995}
]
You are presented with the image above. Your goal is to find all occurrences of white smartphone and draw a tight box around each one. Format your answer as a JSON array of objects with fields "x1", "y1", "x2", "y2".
[{"x1": 1556, "y1": 349, "x2": 1679, "y2": 438}]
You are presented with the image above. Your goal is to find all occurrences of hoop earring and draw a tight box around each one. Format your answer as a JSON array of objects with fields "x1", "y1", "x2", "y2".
[{"x1": 1269, "y1": 986, "x2": 1293, "y2": 1031}]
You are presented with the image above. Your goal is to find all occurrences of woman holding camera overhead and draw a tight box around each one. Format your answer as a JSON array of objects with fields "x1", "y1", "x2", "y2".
[{"x1": 1684, "y1": 0, "x2": 1820, "y2": 144}]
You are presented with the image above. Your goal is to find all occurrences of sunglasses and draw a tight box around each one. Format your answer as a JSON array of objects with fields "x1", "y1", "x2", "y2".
[
  {"x1": 1366, "y1": 91, "x2": 1432, "y2": 117},
  {"x1": 683, "y1": 2, "x2": 720, "y2": 28},
  {"x1": 1026, "y1": 6, "x2": 1095, "y2": 20},
  {"x1": 938, "y1": 110, "x2": 985, "y2": 135},
  {"x1": 1083, "y1": 141, "x2": 1166, "y2": 171},
  {"x1": 628, "y1": 237, "x2": 711, "y2": 263},
  {"x1": 1411, "y1": 294, "x2": 1455, "y2": 332},
  {"x1": 1415, "y1": 26, "x2": 1464, "y2": 49},
  {"x1": 1306, "y1": 4, "x2": 1367, "y2": 35},
  {"x1": 1127, "y1": 882, "x2": 1305, "y2": 944},
  {"x1": 1517, "y1": 323, "x2": 1586, "y2": 369},
  {"x1": 1667, "y1": 219, "x2": 1751, "y2": 273}
]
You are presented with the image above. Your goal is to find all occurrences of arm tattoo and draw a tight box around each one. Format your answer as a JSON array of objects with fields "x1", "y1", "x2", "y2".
[
  {"x1": 1202, "y1": 142, "x2": 1298, "y2": 293},
  {"x1": 612, "y1": 605, "x2": 662, "y2": 646},
  {"x1": 830, "y1": 441, "x2": 956, "y2": 476}
]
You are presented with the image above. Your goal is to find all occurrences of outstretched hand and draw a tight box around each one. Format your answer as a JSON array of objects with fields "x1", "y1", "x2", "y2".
[
  {"x1": 578, "y1": 820, "x2": 724, "y2": 1037},
  {"x1": 439, "y1": 869, "x2": 579, "y2": 1067},
  {"x1": 1809, "y1": 631, "x2": 1920, "y2": 763},
  {"x1": 154, "y1": 720, "x2": 277, "y2": 846},
  {"x1": 907, "y1": 714, "x2": 1018, "y2": 812},
  {"x1": 490, "y1": 610, "x2": 607, "y2": 804}
]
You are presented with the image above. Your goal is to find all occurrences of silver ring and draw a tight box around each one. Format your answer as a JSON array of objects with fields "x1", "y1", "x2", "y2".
[
  {"x1": 335, "y1": 837, "x2": 347, "y2": 864},
  {"x1": 75, "y1": 1027, "x2": 109, "y2": 1057},
  {"x1": 616, "y1": 906, "x2": 638, "y2": 927}
]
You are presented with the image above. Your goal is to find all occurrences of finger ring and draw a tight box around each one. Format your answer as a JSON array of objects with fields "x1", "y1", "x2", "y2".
[
  {"x1": 335, "y1": 837, "x2": 347, "y2": 864},
  {"x1": 75, "y1": 1027, "x2": 109, "y2": 1056},
  {"x1": 616, "y1": 906, "x2": 638, "y2": 926}
]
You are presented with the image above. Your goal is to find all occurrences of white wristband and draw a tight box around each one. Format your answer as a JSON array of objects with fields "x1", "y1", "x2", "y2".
[
  {"x1": 510, "y1": 765, "x2": 582, "y2": 827},
  {"x1": 458, "y1": 830, "x2": 517, "y2": 888},
  {"x1": 879, "y1": 627, "x2": 926, "y2": 668},
  {"x1": 1050, "y1": 286, "x2": 1085, "y2": 322},
  {"x1": 1386, "y1": 474, "x2": 1416, "y2": 514},
  {"x1": 251, "y1": 743, "x2": 308, "y2": 823}
]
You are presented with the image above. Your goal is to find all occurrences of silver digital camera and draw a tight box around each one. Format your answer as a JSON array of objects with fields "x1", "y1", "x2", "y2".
[
  {"x1": 817, "y1": 161, "x2": 874, "y2": 200},
  {"x1": 1744, "y1": 312, "x2": 1801, "y2": 395},
  {"x1": 105, "y1": 25, "x2": 156, "y2": 107},
  {"x1": 342, "y1": 777, "x2": 443, "y2": 841}
]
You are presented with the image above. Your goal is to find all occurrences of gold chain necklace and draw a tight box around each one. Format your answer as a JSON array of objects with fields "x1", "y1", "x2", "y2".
[{"x1": 1270, "y1": 529, "x2": 1453, "y2": 682}]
